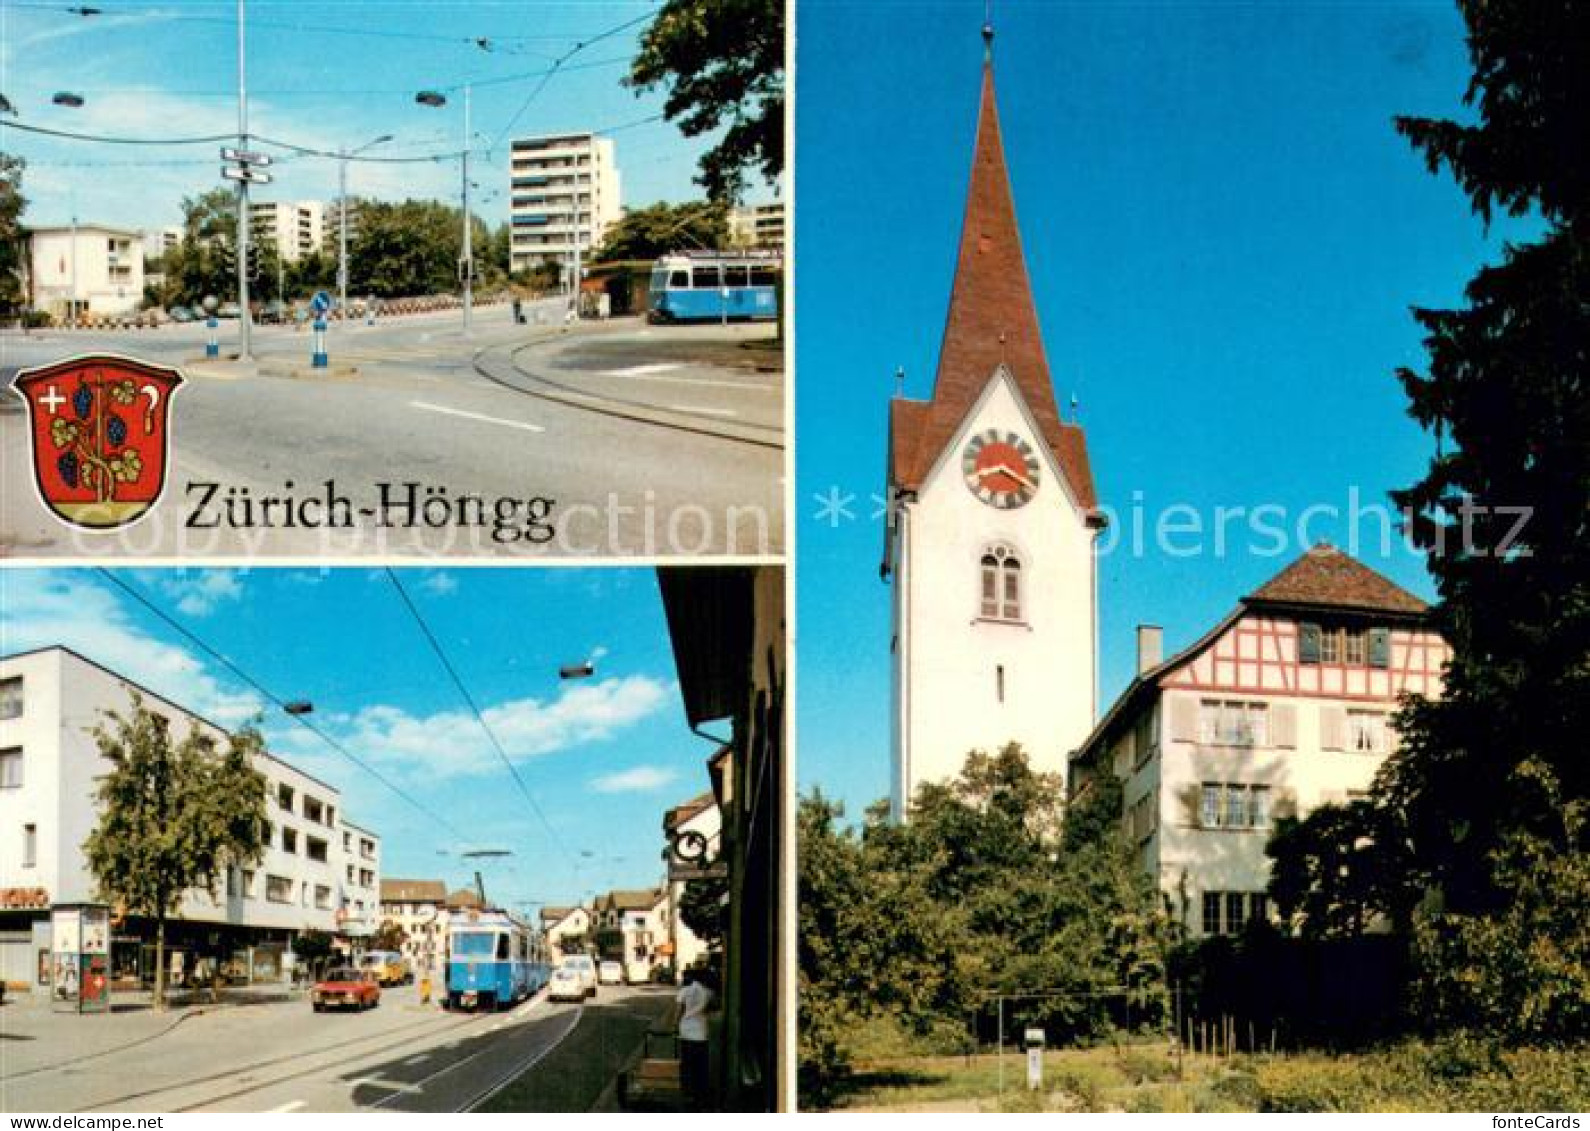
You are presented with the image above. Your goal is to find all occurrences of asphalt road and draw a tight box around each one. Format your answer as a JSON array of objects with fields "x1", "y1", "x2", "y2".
[
  {"x1": 0, "y1": 303, "x2": 784, "y2": 558},
  {"x1": 1, "y1": 982, "x2": 672, "y2": 1113}
]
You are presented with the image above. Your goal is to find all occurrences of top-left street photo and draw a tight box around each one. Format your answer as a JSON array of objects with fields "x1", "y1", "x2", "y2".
[{"x1": 0, "y1": 0, "x2": 786, "y2": 560}]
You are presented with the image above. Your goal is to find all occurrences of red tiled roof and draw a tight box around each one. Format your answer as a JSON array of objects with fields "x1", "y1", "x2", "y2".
[
  {"x1": 664, "y1": 791, "x2": 716, "y2": 831},
  {"x1": 1246, "y1": 543, "x2": 1428, "y2": 615},
  {"x1": 380, "y1": 879, "x2": 446, "y2": 903},
  {"x1": 888, "y1": 61, "x2": 1097, "y2": 515}
]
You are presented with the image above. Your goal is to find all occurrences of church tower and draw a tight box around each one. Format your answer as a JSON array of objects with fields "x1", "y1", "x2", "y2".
[{"x1": 883, "y1": 28, "x2": 1105, "y2": 819}]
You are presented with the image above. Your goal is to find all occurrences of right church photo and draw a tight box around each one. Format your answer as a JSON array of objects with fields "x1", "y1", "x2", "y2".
[{"x1": 794, "y1": 0, "x2": 1587, "y2": 1114}]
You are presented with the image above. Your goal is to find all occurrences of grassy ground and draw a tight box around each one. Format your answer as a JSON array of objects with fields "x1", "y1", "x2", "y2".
[{"x1": 821, "y1": 1039, "x2": 1590, "y2": 1112}]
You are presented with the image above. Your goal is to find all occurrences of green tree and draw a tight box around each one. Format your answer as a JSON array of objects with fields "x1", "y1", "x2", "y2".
[
  {"x1": 1283, "y1": 0, "x2": 1589, "y2": 1040},
  {"x1": 798, "y1": 746, "x2": 1170, "y2": 1106},
  {"x1": 292, "y1": 929, "x2": 337, "y2": 978},
  {"x1": 0, "y1": 152, "x2": 27, "y2": 315},
  {"x1": 594, "y1": 200, "x2": 728, "y2": 261},
  {"x1": 677, "y1": 871, "x2": 728, "y2": 952},
  {"x1": 84, "y1": 698, "x2": 269, "y2": 1009},
  {"x1": 628, "y1": 0, "x2": 784, "y2": 202},
  {"x1": 368, "y1": 921, "x2": 408, "y2": 954},
  {"x1": 349, "y1": 199, "x2": 470, "y2": 298},
  {"x1": 1266, "y1": 800, "x2": 1420, "y2": 939}
]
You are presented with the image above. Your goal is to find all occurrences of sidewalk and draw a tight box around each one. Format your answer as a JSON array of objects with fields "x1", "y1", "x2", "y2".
[{"x1": 0, "y1": 985, "x2": 302, "y2": 1078}]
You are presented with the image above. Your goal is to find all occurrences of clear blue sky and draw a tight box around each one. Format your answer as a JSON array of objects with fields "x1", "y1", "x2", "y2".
[
  {"x1": 1, "y1": 567, "x2": 712, "y2": 913},
  {"x1": 794, "y1": 0, "x2": 1522, "y2": 815},
  {"x1": 1, "y1": 0, "x2": 774, "y2": 232}
]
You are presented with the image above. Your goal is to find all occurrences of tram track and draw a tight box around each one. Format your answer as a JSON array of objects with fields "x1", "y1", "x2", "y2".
[
  {"x1": 73, "y1": 1007, "x2": 491, "y2": 1113},
  {"x1": 470, "y1": 334, "x2": 783, "y2": 450}
]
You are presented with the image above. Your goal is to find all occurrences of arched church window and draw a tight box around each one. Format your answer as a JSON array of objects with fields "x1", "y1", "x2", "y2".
[{"x1": 979, "y1": 544, "x2": 1022, "y2": 621}]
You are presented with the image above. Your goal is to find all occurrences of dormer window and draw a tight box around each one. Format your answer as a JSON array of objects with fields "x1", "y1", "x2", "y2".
[
  {"x1": 979, "y1": 544, "x2": 1022, "y2": 621},
  {"x1": 1300, "y1": 622, "x2": 1391, "y2": 668}
]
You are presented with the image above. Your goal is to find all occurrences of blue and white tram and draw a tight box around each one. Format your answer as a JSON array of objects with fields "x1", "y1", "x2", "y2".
[
  {"x1": 648, "y1": 250, "x2": 781, "y2": 323},
  {"x1": 445, "y1": 908, "x2": 550, "y2": 1011}
]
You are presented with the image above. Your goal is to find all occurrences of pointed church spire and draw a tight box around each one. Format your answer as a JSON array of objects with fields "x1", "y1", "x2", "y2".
[
  {"x1": 887, "y1": 30, "x2": 1097, "y2": 517},
  {"x1": 932, "y1": 43, "x2": 1060, "y2": 426}
]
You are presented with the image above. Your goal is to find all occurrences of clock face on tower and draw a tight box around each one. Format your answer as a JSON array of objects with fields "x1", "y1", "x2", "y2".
[{"x1": 962, "y1": 429, "x2": 1041, "y2": 509}]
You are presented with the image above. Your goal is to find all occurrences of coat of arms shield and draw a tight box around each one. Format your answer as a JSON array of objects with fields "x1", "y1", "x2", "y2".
[{"x1": 11, "y1": 354, "x2": 185, "y2": 530}]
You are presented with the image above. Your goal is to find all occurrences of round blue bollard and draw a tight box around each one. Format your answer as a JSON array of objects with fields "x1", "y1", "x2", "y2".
[
  {"x1": 205, "y1": 316, "x2": 219, "y2": 358},
  {"x1": 312, "y1": 317, "x2": 328, "y2": 368}
]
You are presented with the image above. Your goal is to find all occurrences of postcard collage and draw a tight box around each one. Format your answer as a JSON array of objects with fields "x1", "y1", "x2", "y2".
[{"x1": 0, "y1": 0, "x2": 1585, "y2": 1118}]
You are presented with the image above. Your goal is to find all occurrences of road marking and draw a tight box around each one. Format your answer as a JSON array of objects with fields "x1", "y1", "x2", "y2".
[
  {"x1": 668, "y1": 405, "x2": 739, "y2": 417},
  {"x1": 603, "y1": 362, "x2": 682, "y2": 377},
  {"x1": 627, "y1": 372, "x2": 779, "y2": 391},
  {"x1": 403, "y1": 1054, "x2": 432, "y2": 1066},
  {"x1": 408, "y1": 401, "x2": 546, "y2": 433},
  {"x1": 269, "y1": 1101, "x2": 306, "y2": 1113}
]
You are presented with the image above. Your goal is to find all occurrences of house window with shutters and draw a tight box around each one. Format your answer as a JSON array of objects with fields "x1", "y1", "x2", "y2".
[
  {"x1": 1198, "y1": 700, "x2": 1268, "y2": 746},
  {"x1": 978, "y1": 544, "x2": 1022, "y2": 621},
  {"x1": 1301, "y1": 622, "x2": 1393, "y2": 669}
]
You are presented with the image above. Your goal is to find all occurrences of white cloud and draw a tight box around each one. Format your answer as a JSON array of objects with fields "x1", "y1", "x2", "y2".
[
  {"x1": 0, "y1": 571, "x2": 263, "y2": 725},
  {"x1": 590, "y1": 765, "x2": 678, "y2": 794},
  {"x1": 271, "y1": 675, "x2": 673, "y2": 782},
  {"x1": 417, "y1": 571, "x2": 458, "y2": 596},
  {"x1": 136, "y1": 569, "x2": 245, "y2": 617}
]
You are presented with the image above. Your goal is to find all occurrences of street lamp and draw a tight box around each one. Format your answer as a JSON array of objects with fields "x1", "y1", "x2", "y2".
[
  {"x1": 337, "y1": 133, "x2": 392, "y2": 316},
  {"x1": 50, "y1": 92, "x2": 85, "y2": 325},
  {"x1": 415, "y1": 86, "x2": 472, "y2": 335}
]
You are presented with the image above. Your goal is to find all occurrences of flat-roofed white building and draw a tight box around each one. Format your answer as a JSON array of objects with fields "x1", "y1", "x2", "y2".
[
  {"x1": 729, "y1": 201, "x2": 785, "y2": 250},
  {"x1": 1070, "y1": 545, "x2": 1449, "y2": 939},
  {"x1": 26, "y1": 225, "x2": 145, "y2": 318},
  {"x1": 508, "y1": 132, "x2": 621, "y2": 275},
  {"x1": 250, "y1": 200, "x2": 326, "y2": 263},
  {"x1": 0, "y1": 647, "x2": 381, "y2": 992}
]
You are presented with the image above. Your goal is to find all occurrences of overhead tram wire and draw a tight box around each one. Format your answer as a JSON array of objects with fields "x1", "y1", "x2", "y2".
[
  {"x1": 383, "y1": 569, "x2": 573, "y2": 867},
  {"x1": 490, "y1": 9, "x2": 656, "y2": 151},
  {"x1": 94, "y1": 569, "x2": 469, "y2": 845}
]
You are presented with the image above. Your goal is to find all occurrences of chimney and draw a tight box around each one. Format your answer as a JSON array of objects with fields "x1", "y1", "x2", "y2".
[{"x1": 1136, "y1": 625, "x2": 1163, "y2": 675}]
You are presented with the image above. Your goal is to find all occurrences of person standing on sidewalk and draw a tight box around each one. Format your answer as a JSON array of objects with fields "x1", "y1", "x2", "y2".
[{"x1": 676, "y1": 966, "x2": 715, "y2": 1108}]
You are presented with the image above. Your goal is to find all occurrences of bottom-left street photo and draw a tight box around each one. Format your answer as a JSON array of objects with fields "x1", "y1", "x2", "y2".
[{"x1": 0, "y1": 564, "x2": 785, "y2": 1113}]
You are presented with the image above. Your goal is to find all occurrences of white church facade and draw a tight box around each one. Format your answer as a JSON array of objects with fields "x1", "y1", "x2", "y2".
[{"x1": 883, "y1": 35, "x2": 1105, "y2": 818}]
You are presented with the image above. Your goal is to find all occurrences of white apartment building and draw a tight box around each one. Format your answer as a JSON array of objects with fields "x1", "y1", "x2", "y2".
[
  {"x1": 1070, "y1": 545, "x2": 1449, "y2": 939},
  {"x1": 249, "y1": 200, "x2": 326, "y2": 263},
  {"x1": 508, "y1": 132, "x2": 621, "y2": 274},
  {"x1": 378, "y1": 879, "x2": 448, "y2": 974},
  {"x1": 592, "y1": 887, "x2": 669, "y2": 982},
  {"x1": 729, "y1": 201, "x2": 785, "y2": 250},
  {"x1": 141, "y1": 226, "x2": 182, "y2": 261},
  {"x1": 26, "y1": 225, "x2": 145, "y2": 317},
  {"x1": 0, "y1": 647, "x2": 382, "y2": 992},
  {"x1": 539, "y1": 905, "x2": 592, "y2": 963}
]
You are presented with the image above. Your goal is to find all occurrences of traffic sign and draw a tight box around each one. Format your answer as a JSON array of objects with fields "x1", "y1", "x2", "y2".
[
  {"x1": 222, "y1": 166, "x2": 273, "y2": 184},
  {"x1": 310, "y1": 291, "x2": 333, "y2": 314},
  {"x1": 221, "y1": 147, "x2": 272, "y2": 166}
]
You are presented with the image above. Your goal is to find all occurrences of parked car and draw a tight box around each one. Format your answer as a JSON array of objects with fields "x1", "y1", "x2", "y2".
[
  {"x1": 598, "y1": 960, "x2": 624, "y2": 986},
  {"x1": 547, "y1": 965, "x2": 588, "y2": 1003},
  {"x1": 311, "y1": 967, "x2": 380, "y2": 1012},
  {"x1": 260, "y1": 299, "x2": 287, "y2": 324},
  {"x1": 167, "y1": 305, "x2": 194, "y2": 323},
  {"x1": 216, "y1": 302, "x2": 242, "y2": 319},
  {"x1": 359, "y1": 950, "x2": 412, "y2": 987},
  {"x1": 558, "y1": 954, "x2": 598, "y2": 998}
]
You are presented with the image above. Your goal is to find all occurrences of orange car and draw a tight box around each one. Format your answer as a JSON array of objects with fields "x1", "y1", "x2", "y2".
[{"x1": 312, "y1": 966, "x2": 381, "y2": 1012}]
